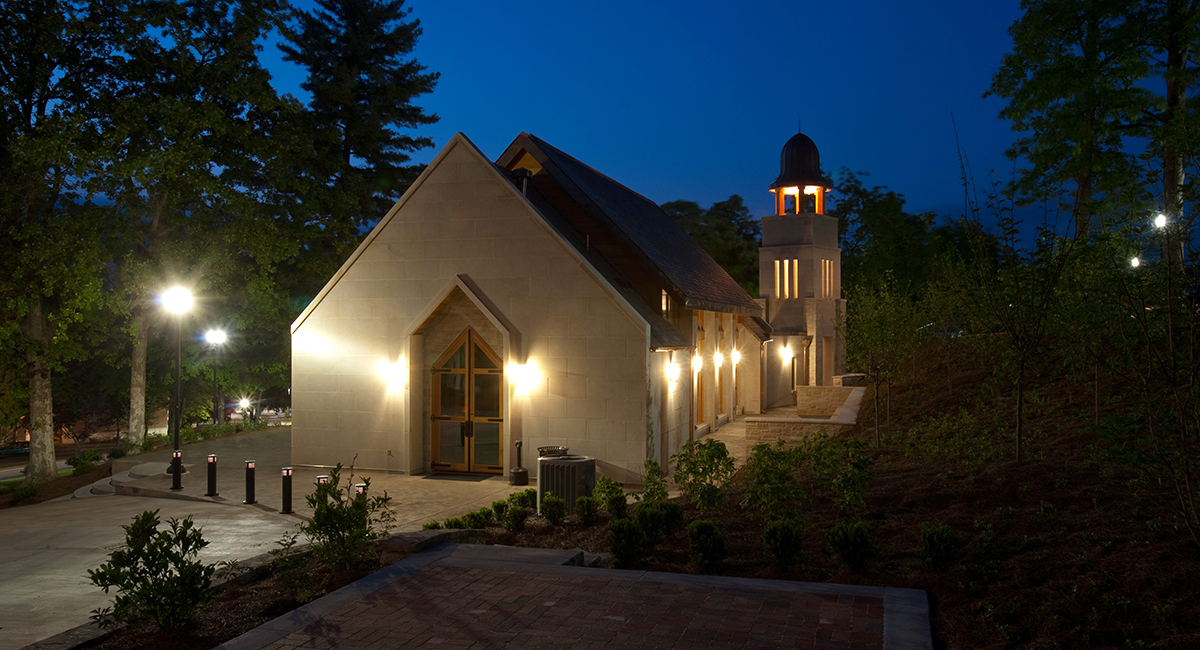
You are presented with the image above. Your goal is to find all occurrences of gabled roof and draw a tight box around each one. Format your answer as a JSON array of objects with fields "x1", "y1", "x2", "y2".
[{"x1": 496, "y1": 134, "x2": 762, "y2": 318}]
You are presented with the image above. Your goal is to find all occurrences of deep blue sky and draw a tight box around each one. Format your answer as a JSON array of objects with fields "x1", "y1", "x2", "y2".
[{"x1": 263, "y1": 0, "x2": 1027, "y2": 220}]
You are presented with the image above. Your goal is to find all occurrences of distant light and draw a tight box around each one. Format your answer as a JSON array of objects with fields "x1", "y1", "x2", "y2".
[
  {"x1": 239, "y1": 398, "x2": 250, "y2": 409},
  {"x1": 1155, "y1": 214, "x2": 1167, "y2": 229},
  {"x1": 161, "y1": 287, "x2": 193, "y2": 314},
  {"x1": 714, "y1": 352, "x2": 724, "y2": 369},
  {"x1": 205, "y1": 329, "x2": 227, "y2": 345},
  {"x1": 1131, "y1": 257, "x2": 1141, "y2": 268}
]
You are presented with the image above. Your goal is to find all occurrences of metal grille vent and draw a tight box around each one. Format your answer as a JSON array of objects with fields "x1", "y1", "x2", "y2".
[{"x1": 537, "y1": 455, "x2": 596, "y2": 515}]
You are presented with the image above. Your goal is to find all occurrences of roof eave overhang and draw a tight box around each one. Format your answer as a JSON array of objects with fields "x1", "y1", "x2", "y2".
[{"x1": 683, "y1": 297, "x2": 761, "y2": 317}]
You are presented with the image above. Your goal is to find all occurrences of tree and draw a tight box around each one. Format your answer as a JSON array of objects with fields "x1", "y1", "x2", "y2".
[
  {"x1": 662, "y1": 195, "x2": 762, "y2": 295},
  {"x1": 0, "y1": 0, "x2": 123, "y2": 483},
  {"x1": 279, "y1": 0, "x2": 439, "y2": 254}
]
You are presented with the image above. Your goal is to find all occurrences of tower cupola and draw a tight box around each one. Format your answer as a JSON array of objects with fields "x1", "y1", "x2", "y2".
[{"x1": 769, "y1": 128, "x2": 833, "y2": 215}]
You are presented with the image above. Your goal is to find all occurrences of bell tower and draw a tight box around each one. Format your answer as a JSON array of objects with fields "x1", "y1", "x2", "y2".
[{"x1": 759, "y1": 127, "x2": 845, "y2": 399}]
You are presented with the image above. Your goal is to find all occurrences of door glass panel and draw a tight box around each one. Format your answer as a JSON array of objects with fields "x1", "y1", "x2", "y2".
[
  {"x1": 473, "y1": 373, "x2": 501, "y2": 418},
  {"x1": 473, "y1": 423, "x2": 501, "y2": 466},
  {"x1": 473, "y1": 344, "x2": 498, "y2": 369},
  {"x1": 437, "y1": 421, "x2": 465, "y2": 464},
  {"x1": 440, "y1": 344, "x2": 466, "y2": 369},
  {"x1": 438, "y1": 373, "x2": 466, "y2": 417}
]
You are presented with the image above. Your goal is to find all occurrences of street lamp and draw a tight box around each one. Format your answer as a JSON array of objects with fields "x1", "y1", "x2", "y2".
[
  {"x1": 161, "y1": 286, "x2": 192, "y2": 487},
  {"x1": 205, "y1": 329, "x2": 227, "y2": 424}
]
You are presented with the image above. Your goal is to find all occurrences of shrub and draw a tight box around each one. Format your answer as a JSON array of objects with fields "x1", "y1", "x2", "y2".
[
  {"x1": 106, "y1": 446, "x2": 126, "y2": 460},
  {"x1": 462, "y1": 508, "x2": 493, "y2": 529},
  {"x1": 491, "y1": 499, "x2": 509, "y2": 520},
  {"x1": 828, "y1": 520, "x2": 873, "y2": 573},
  {"x1": 422, "y1": 520, "x2": 443, "y2": 530},
  {"x1": 540, "y1": 492, "x2": 567, "y2": 525},
  {"x1": 670, "y1": 439, "x2": 736, "y2": 511},
  {"x1": 634, "y1": 500, "x2": 683, "y2": 549},
  {"x1": 635, "y1": 459, "x2": 669, "y2": 502},
  {"x1": 594, "y1": 476, "x2": 627, "y2": 519},
  {"x1": 300, "y1": 464, "x2": 396, "y2": 570},
  {"x1": 608, "y1": 518, "x2": 645, "y2": 569},
  {"x1": 10, "y1": 484, "x2": 36, "y2": 503},
  {"x1": 88, "y1": 510, "x2": 215, "y2": 629},
  {"x1": 764, "y1": 518, "x2": 803, "y2": 570},
  {"x1": 687, "y1": 520, "x2": 727, "y2": 569},
  {"x1": 741, "y1": 441, "x2": 805, "y2": 517},
  {"x1": 443, "y1": 517, "x2": 466, "y2": 529},
  {"x1": 68, "y1": 449, "x2": 105, "y2": 476},
  {"x1": 502, "y1": 503, "x2": 527, "y2": 532},
  {"x1": 918, "y1": 522, "x2": 961, "y2": 570},
  {"x1": 575, "y1": 495, "x2": 598, "y2": 525},
  {"x1": 801, "y1": 435, "x2": 874, "y2": 511},
  {"x1": 510, "y1": 488, "x2": 538, "y2": 510}
]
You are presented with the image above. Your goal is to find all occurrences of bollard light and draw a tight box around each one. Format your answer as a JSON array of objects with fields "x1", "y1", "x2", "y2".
[
  {"x1": 244, "y1": 460, "x2": 256, "y2": 505},
  {"x1": 206, "y1": 454, "x2": 218, "y2": 497},
  {"x1": 171, "y1": 450, "x2": 183, "y2": 491},
  {"x1": 355, "y1": 483, "x2": 367, "y2": 496},
  {"x1": 281, "y1": 467, "x2": 293, "y2": 514},
  {"x1": 316, "y1": 475, "x2": 330, "y2": 485}
]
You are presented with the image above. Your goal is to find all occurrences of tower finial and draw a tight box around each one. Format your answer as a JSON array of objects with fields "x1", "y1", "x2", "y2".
[{"x1": 798, "y1": 117, "x2": 802, "y2": 134}]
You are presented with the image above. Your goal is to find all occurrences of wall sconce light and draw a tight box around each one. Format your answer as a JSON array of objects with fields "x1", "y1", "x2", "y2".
[
  {"x1": 508, "y1": 360, "x2": 540, "y2": 396},
  {"x1": 781, "y1": 346, "x2": 793, "y2": 360},
  {"x1": 714, "y1": 352, "x2": 724, "y2": 369},
  {"x1": 731, "y1": 349, "x2": 741, "y2": 365},
  {"x1": 377, "y1": 358, "x2": 405, "y2": 392},
  {"x1": 665, "y1": 362, "x2": 680, "y2": 383},
  {"x1": 692, "y1": 355, "x2": 703, "y2": 372}
]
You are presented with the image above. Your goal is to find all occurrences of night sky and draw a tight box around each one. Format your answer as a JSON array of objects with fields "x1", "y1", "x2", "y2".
[{"x1": 263, "y1": 0, "x2": 1027, "y2": 221}]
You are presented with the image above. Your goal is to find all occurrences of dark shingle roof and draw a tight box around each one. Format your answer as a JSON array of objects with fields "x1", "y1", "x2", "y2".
[{"x1": 499, "y1": 134, "x2": 762, "y2": 318}]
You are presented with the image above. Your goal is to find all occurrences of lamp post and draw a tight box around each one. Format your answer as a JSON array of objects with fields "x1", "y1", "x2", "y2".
[
  {"x1": 205, "y1": 329, "x2": 227, "y2": 424},
  {"x1": 161, "y1": 287, "x2": 193, "y2": 486}
]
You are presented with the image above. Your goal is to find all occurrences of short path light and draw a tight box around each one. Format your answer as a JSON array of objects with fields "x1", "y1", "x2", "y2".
[
  {"x1": 244, "y1": 460, "x2": 256, "y2": 504},
  {"x1": 316, "y1": 475, "x2": 330, "y2": 486},
  {"x1": 281, "y1": 467, "x2": 293, "y2": 514},
  {"x1": 171, "y1": 450, "x2": 183, "y2": 491},
  {"x1": 355, "y1": 483, "x2": 367, "y2": 496},
  {"x1": 206, "y1": 454, "x2": 218, "y2": 497}
]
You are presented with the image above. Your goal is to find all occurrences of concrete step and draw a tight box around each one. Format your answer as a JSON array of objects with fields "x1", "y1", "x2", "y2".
[{"x1": 449, "y1": 544, "x2": 585, "y2": 567}]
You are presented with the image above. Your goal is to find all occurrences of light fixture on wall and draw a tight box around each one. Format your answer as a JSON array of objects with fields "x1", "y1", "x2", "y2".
[
  {"x1": 508, "y1": 360, "x2": 540, "y2": 396},
  {"x1": 376, "y1": 358, "x2": 406, "y2": 392},
  {"x1": 692, "y1": 355, "x2": 703, "y2": 372},
  {"x1": 665, "y1": 361, "x2": 680, "y2": 383},
  {"x1": 780, "y1": 346, "x2": 794, "y2": 360},
  {"x1": 731, "y1": 349, "x2": 741, "y2": 365},
  {"x1": 714, "y1": 352, "x2": 724, "y2": 369}
]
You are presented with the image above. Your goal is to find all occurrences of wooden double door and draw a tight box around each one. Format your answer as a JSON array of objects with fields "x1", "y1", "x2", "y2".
[{"x1": 431, "y1": 328, "x2": 504, "y2": 474}]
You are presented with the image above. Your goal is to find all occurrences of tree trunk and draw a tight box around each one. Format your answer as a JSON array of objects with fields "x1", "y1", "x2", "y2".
[
  {"x1": 22, "y1": 302, "x2": 57, "y2": 485},
  {"x1": 128, "y1": 307, "x2": 150, "y2": 445}
]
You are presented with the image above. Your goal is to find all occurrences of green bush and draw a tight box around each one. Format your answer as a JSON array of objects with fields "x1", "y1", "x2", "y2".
[
  {"x1": 540, "y1": 492, "x2": 567, "y2": 525},
  {"x1": 918, "y1": 522, "x2": 961, "y2": 570},
  {"x1": 575, "y1": 495, "x2": 598, "y2": 525},
  {"x1": 88, "y1": 510, "x2": 215, "y2": 629},
  {"x1": 491, "y1": 499, "x2": 509, "y2": 520},
  {"x1": 510, "y1": 488, "x2": 538, "y2": 510},
  {"x1": 594, "y1": 476, "x2": 627, "y2": 519},
  {"x1": 828, "y1": 520, "x2": 873, "y2": 573},
  {"x1": 105, "y1": 446, "x2": 126, "y2": 460},
  {"x1": 741, "y1": 441, "x2": 806, "y2": 517},
  {"x1": 462, "y1": 508, "x2": 493, "y2": 529},
  {"x1": 68, "y1": 449, "x2": 105, "y2": 476},
  {"x1": 634, "y1": 500, "x2": 683, "y2": 549},
  {"x1": 608, "y1": 518, "x2": 645, "y2": 569},
  {"x1": 764, "y1": 517, "x2": 803, "y2": 570},
  {"x1": 670, "y1": 439, "x2": 736, "y2": 511},
  {"x1": 443, "y1": 517, "x2": 466, "y2": 529},
  {"x1": 687, "y1": 520, "x2": 727, "y2": 569},
  {"x1": 422, "y1": 520, "x2": 442, "y2": 530},
  {"x1": 10, "y1": 484, "x2": 36, "y2": 503},
  {"x1": 801, "y1": 435, "x2": 874, "y2": 511},
  {"x1": 502, "y1": 504, "x2": 527, "y2": 532},
  {"x1": 636, "y1": 459, "x2": 669, "y2": 502},
  {"x1": 300, "y1": 464, "x2": 396, "y2": 570}
]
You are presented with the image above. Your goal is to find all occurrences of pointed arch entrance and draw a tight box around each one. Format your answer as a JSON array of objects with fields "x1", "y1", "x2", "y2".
[{"x1": 430, "y1": 326, "x2": 504, "y2": 473}]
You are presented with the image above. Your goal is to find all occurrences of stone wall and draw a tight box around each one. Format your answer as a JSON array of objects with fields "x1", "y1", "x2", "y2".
[
  {"x1": 795, "y1": 386, "x2": 854, "y2": 417},
  {"x1": 745, "y1": 417, "x2": 855, "y2": 446}
]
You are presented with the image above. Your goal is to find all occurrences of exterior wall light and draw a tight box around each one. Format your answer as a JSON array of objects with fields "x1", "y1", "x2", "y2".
[
  {"x1": 508, "y1": 360, "x2": 540, "y2": 396},
  {"x1": 377, "y1": 358, "x2": 406, "y2": 392},
  {"x1": 665, "y1": 362, "x2": 680, "y2": 383},
  {"x1": 692, "y1": 355, "x2": 703, "y2": 372},
  {"x1": 731, "y1": 349, "x2": 741, "y2": 365},
  {"x1": 781, "y1": 346, "x2": 794, "y2": 360},
  {"x1": 714, "y1": 352, "x2": 724, "y2": 369}
]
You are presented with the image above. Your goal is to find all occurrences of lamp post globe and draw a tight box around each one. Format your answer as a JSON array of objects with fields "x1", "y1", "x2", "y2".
[
  {"x1": 205, "y1": 329, "x2": 227, "y2": 424},
  {"x1": 161, "y1": 286, "x2": 192, "y2": 489}
]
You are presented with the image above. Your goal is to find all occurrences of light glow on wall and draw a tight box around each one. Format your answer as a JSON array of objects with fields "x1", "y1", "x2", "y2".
[
  {"x1": 731, "y1": 349, "x2": 741, "y2": 365},
  {"x1": 692, "y1": 355, "x2": 703, "y2": 372},
  {"x1": 714, "y1": 352, "x2": 724, "y2": 368},
  {"x1": 508, "y1": 360, "x2": 540, "y2": 396},
  {"x1": 292, "y1": 330, "x2": 328, "y2": 354},
  {"x1": 780, "y1": 346, "x2": 793, "y2": 360}
]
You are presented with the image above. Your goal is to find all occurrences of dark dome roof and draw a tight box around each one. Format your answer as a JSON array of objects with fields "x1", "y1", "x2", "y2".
[{"x1": 769, "y1": 131, "x2": 833, "y2": 190}]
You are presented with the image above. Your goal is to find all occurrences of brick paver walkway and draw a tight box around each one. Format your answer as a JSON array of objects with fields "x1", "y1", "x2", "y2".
[{"x1": 253, "y1": 563, "x2": 885, "y2": 650}]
